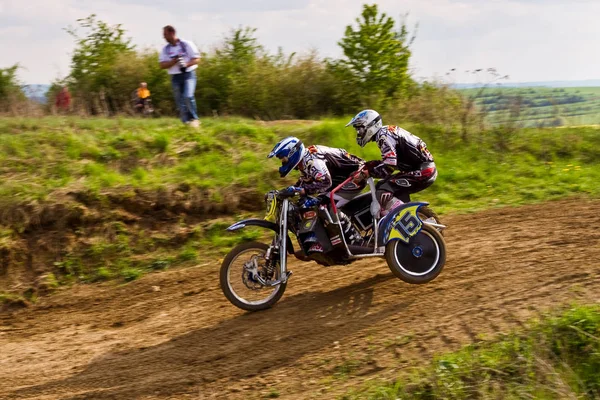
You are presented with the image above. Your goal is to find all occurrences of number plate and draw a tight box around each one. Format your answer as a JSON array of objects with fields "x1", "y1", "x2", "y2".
[
  {"x1": 264, "y1": 196, "x2": 277, "y2": 221},
  {"x1": 388, "y1": 204, "x2": 422, "y2": 244}
]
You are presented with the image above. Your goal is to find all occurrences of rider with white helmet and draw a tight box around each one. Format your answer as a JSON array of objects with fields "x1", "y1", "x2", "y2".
[{"x1": 346, "y1": 110, "x2": 437, "y2": 214}]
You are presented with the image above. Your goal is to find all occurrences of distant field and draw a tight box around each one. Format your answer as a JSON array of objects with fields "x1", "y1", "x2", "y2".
[{"x1": 461, "y1": 86, "x2": 600, "y2": 127}]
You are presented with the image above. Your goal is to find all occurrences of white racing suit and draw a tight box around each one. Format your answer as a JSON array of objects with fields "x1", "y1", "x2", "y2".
[{"x1": 366, "y1": 126, "x2": 437, "y2": 215}]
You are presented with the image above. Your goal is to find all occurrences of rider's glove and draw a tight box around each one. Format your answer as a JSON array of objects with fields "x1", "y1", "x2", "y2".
[
  {"x1": 281, "y1": 186, "x2": 302, "y2": 196},
  {"x1": 300, "y1": 197, "x2": 320, "y2": 208},
  {"x1": 364, "y1": 160, "x2": 380, "y2": 173}
]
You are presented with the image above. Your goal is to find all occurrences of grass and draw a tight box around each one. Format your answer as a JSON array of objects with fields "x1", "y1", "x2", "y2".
[
  {"x1": 265, "y1": 389, "x2": 281, "y2": 398},
  {"x1": 1, "y1": 116, "x2": 599, "y2": 216},
  {"x1": 343, "y1": 304, "x2": 600, "y2": 400},
  {"x1": 36, "y1": 214, "x2": 265, "y2": 286},
  {"x1": 0, "y1": 292, "x2": 28, "y2": 306},
  {"x1": 1, "y1": 116, "x2": 599, "y2": 288},
  {"x1": 0, "y1": 116, "x2": 285, "y2": 202}
]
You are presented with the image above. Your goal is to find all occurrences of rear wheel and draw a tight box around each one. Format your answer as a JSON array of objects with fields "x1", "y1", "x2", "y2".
[
  {"x1": 385, "y1": 224, "x2": 446, "y2": 284},
  {"x1": 220, "y1": 241, "x2": 287, "y2": 311}
]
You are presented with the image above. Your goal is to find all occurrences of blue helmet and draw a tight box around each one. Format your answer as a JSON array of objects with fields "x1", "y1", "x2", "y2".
[{"x1": 268, "y1": 136, "x2": 305, "y2": 177}]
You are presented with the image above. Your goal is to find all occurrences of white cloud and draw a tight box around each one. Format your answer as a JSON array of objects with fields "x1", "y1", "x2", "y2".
[{"x1": 2, "y1": 0, "x2": 598, "y2": 83}]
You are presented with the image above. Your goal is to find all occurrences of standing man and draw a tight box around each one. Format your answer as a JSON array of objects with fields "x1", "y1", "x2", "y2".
[{"x1": 159, "y1": 25, "x2": 200, "y2": 127}]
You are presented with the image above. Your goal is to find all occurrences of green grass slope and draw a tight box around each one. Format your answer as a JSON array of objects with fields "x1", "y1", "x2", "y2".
[
  {"x1": 1, "y1": 116, "x2": 599, "y2": 292},
  {"x1": 1, "y1": 116, "x2": 600, "y2": 216}
]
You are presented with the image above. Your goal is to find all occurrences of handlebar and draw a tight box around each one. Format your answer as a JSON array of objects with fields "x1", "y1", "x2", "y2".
[{"x1": 275, "y1": 188, "x2": 304, "y2": 200}]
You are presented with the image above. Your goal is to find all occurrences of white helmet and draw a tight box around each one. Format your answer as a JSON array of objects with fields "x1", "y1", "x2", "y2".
[{"x1": 345, "y1": 109, "x2": 382, "y2": 147}]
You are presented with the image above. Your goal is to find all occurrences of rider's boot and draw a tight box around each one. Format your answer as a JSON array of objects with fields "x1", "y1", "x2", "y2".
[{"x1": 378, "y1": 191, "x2": 404, "y2": 217}]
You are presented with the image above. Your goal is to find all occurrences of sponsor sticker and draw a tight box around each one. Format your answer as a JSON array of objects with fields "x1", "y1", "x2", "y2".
[
  {"x1": 331, "y1": 235, "x2": 342, "y2": 246},
  {"x1": 303, "y1": 211, "x2": 317, "y2": 219},
  {"x1": 308, "y1": 243, "x2": 324, "y2": 253}
]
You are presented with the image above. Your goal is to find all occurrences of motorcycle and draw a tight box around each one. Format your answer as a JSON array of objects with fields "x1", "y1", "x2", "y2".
[
  {"x1": 131, "y1": 90, "x2": 154, "y2": 117},
  {"x1": 220, "y1": 169, "x2": 447, "y2": 311}
]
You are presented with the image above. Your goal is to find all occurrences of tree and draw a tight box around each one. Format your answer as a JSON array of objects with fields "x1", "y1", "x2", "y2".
[
  {"x1": 217, "y1": 27, "x2": 263, "y2": 67},
  {"x1": 66, "y1": 14, "x2": 135, "y2": 114},
  {"x1": 0, "y1": 65, "x2": 26, "y2": 111},
  {"x1": 194, "y1": 27, "x2": 267, "y2": 115},
  {"x1": 0, "y1": 65, "x2": 23, "y2": 100},
  {"x1": 338, "y1": 4, "x2": 414, "y2": 102}
]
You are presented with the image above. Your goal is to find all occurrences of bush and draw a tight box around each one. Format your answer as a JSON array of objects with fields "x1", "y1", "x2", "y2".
[
  {"x1": 0, "y1": 65, "x2": 27, "y2": 113},
  {"x1": 54, "y1": 10, "x2": 420, "y2": 119}
]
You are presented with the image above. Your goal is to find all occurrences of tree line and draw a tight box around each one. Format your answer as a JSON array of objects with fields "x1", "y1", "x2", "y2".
[{"x1": 1, "y1": 4, "x2": 465, "y2": 122}]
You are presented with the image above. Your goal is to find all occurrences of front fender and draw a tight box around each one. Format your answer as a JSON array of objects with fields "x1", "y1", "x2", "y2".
[
  {"x1": 227, "y1": 219, "x2": 295, "y2": 254},
  {"x1": 377, "y1": 202, "x2": 428, "y2": 247}
]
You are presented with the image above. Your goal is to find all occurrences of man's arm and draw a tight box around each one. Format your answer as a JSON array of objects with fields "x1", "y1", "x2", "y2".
[
  {"x1": 299, "y1": 159, "x2": 332, "y2": 195},
  {"x1": 356, "y1": 135, "x2": 396, "y2": 181},
  {"x1": 185, "y1": 40, "x2": 200, "y2": 68},
  {"x1": 160, "y1": 59, "x2": 179, "y2": 69},
  {"x1": 186, "y1": 58, "x2": 199, "y2": 68},
  {"x1": 158, "y1": 46, "x2": 178, "y2": 69}
]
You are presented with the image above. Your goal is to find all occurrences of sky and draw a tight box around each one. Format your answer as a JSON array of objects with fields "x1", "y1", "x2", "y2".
[{"x1": 2, "y1": 0, "x2": 599, "y2": 85}]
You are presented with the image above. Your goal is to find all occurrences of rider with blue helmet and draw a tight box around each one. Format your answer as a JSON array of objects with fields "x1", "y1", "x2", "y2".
[
  {"x1": 268, "y1": 136, "x2": 364, "y2": 198},
  {"x1": 268, "y1": 137, "x2": 365, "y2": 245}
]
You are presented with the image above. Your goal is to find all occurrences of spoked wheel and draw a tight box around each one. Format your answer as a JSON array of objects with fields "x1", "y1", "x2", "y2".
[
  {"x1": 385, "y1": 224, "x2": 446, "y2": 284},
  {"x1": 220, "y1": 241, "x2": 287, "y2": 311}
]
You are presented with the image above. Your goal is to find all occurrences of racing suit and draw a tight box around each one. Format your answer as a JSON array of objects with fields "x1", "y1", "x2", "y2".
[
  {"x1": 366, "y1": 126, "x2": 437, "y2": 212},
  {"x1": 295, "y1": 145, "x2": 364, "y2": 196},
  {"x1": 295, "y1": 145, "x2": 364, "y2": 246}
]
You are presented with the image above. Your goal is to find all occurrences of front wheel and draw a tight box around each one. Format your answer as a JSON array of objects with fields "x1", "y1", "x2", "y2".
[
  {"x1": 220, "y1": 241, "x2": 287, "y2": 311},
  {"x1": 385, "y1": 224, "x2": 446, "y2": 284}
]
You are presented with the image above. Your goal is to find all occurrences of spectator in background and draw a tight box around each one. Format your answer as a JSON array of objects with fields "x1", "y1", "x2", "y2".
[
  {"x1": 136, "y1": 82, "x2": 151, "y2": 110},
  {"x1": 159, "y1": 25, "x2": 200, "y2": 127},
  {"x1": 55, "y1": 86, "x2": 71, "y2": 113}
]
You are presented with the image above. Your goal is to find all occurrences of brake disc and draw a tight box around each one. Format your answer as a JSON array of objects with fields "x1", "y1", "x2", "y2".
[{"x1": 241, "y1": 256, "x2": 265, "y2": 290}]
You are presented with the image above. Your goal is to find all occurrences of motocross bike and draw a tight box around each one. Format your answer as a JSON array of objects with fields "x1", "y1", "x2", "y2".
[
  {"x1": 220, "y1": 169, "x2": 446, "y2": 311},
  {"x1": 131, "y1": 90, "x2": 154, "y2": 117}
]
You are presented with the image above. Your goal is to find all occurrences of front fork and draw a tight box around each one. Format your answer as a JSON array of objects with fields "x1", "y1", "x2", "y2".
[
  {"x1": 367, "y1": 177, "x2": 381, "y2": 251},
  {"x1": 249, "y1": 199, "x2": 292, "y2": 287},
  {"x1": 277, "y1": 198, "x2": 292, "y2": 284}
]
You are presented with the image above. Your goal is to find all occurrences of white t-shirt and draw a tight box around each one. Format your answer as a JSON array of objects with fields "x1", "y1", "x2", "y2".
[{"x1": 159, "y1": 39, "x2": 200, "y2": 75}]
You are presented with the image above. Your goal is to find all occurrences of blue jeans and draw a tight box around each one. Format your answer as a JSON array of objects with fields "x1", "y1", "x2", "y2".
[{"x1": 171, "y1": 70, "x2": 198, "y2": 123}]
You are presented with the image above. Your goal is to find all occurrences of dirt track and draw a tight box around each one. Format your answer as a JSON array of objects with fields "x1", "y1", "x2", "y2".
[{"x1": 1, "y1": 199, "x2": 599, "y2": 399}]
